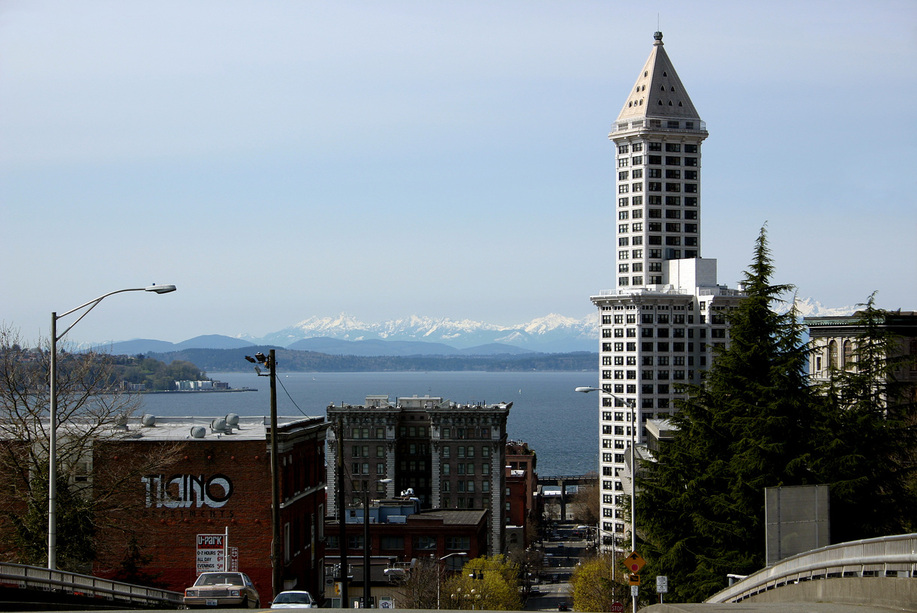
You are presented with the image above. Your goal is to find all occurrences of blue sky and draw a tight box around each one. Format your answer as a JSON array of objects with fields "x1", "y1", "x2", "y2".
[{"x1": 2, "y1": 0, "x2": 915, "y2": 345}]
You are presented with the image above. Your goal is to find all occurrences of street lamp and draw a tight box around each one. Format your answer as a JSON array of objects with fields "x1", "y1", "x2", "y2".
[
  {"x1": 577, "y1": 386, "x2": 638, "y2": 612},
  {"x1": 363, "y1": 477, "x2": 392, "y2": 608},
  {"x1": 244, "y1": 350, "x2": 281, "y2": 598},
  {"x1": 437, "y1": 552, "x2": 467, "y2": 609},
  {"x1": 49, "y1": 284, "x2": 176, "y2": 570}
]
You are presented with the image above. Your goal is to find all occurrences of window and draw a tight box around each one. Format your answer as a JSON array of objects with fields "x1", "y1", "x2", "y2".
[
  {"x1": 633, "y1": 143, "x2": 643, "y2": 152},
  {"x1": 414, "y1": 536, "x2": 437, "y2": 550}
]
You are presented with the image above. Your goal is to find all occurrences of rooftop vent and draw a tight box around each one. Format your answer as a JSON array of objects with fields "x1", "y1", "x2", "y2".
[
  {"x1": 190, "y1": 426, "x2": 206, "y2": 439},
  {"x1": 141, "y1": 414, "x2": 156, "y2": 427},
  {"x1": 226, "y1": 413, "x2": 240, "y2": 428},
  {"x1": 211, "y1": 417, "x2": 228, "y2": 433}
]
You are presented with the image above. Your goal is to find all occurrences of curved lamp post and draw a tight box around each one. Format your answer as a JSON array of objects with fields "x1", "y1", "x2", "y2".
[
  {"x1": 437, "y1": 552, "x2": 467, "y2": 609},
  {"x1": 576, "y1": 386, "x2": 637, "y2": 612},
  {"x1": 363, "y1": 478, "x2": 392, "y2": 608},
  {"x1": 49, "y1": 284, "x2": 176, "y2": 570}
]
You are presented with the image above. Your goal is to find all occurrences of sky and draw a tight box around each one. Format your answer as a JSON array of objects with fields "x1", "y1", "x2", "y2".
[{"x1": 1, "y1": 0, "x2": 915, "y2": 345}]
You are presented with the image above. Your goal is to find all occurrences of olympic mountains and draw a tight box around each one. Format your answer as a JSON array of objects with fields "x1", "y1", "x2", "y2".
[{"x1": 100, "y1": 299, "x2": 853, "y2": 358}]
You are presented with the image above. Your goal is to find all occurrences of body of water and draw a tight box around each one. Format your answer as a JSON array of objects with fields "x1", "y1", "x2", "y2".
[{"x1": 139, "y1": 371, "x2": 599, "y2": 477}]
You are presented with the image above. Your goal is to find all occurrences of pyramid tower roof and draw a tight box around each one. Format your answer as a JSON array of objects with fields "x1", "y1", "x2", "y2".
[{"x1": 617, "y1": 32, "x2": 701, "y2": 123}]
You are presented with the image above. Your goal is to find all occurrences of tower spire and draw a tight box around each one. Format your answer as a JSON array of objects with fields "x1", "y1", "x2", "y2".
[{"x1": 616, "y1": 31, "x2": 701, "y2": 123}]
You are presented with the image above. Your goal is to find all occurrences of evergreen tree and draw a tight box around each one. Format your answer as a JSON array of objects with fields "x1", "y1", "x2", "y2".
[
  {"x1": 635, "y1": 227, "x2": 818, "y2": 601},
  {"x1": 810, "y1": 294, "x2": 917, "y2": 543}
]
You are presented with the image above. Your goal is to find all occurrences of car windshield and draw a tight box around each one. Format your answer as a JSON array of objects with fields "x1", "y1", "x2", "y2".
[
  {"x1": 275, "y1": 593, "x2": 312, "y2": 604},
  {"x1": 195, "y1": 573, "x2": 243, "y2": 586}
]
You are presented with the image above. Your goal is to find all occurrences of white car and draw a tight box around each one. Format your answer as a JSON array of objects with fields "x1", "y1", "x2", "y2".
[{"x1": 270, "y1": 590, "x2": 316, "y2": 608}]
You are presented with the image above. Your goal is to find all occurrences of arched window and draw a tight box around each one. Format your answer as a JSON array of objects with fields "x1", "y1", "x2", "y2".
[
  {"x1": 843, "y1": 340, "x2": 854, "y2": 371},
  {"x1": 828, "y1": 340, "x2": 838, "y2": 370}
]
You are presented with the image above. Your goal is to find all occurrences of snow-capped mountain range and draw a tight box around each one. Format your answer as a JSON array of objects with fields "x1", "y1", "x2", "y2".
[
  {"x1": 241, "y1": 298, "x2": 855, "y2": 353},
  {"x1": 250, "y1": 313, "x2": 600, "y2": 353},
  {"x1": 101, "y1": 298, "x2": 856, "y2": 356}
]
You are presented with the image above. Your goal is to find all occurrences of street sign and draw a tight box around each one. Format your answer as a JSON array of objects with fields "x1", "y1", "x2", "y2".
[
  {"x1": 623, "y1": 551, "x2": 646, "y2": 573},
  {"x1": 656, "y1": 575, "x2": 668, "y2": 594},
  {"x1": 196, "y1": 533, "x2": 226, "y2": 575},
  {"x1": 610, "y1": 603, "x2": 624, "y2": 613},
  {"x1": 631, "y1": 585, "x2": 639, "y2": 598},
  {"x1": 628, "y1": 573, "x2": 640, "y2": 586}
]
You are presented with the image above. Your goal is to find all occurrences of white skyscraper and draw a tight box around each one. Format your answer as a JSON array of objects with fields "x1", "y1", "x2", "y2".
[{"x1": 591, "y1": 32, "x2": 744, "y2": 549}]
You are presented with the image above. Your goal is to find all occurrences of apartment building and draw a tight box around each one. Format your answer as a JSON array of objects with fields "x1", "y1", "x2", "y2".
[{"x1": 326, "y1": 395, "x2": 511, "y2": 555}]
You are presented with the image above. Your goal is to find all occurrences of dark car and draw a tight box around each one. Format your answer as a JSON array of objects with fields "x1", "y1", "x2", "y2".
[{"x1": 183, "y1": 572, "x2": 260, "y2": 608}]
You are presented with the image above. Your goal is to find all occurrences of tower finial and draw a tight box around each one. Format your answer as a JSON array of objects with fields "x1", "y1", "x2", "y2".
[{"x1": 654, "y1": 31, "x2": 663, "y2": 43}]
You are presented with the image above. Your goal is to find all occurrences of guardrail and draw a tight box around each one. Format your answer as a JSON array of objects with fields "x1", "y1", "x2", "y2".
[
  {"x1": 706, "y1": 533, "x2": 917, "y2": 603},
  {"x1": 0, "y1": 562, "x2": 183, "y2": 608}
]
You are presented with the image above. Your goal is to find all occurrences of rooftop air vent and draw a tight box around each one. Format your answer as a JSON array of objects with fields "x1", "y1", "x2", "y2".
[
  {"x1": 191, "y1": 426, "x2": 206, "y2": 439},
  {"x1": 141, "y1": 414, "x2": 156, "y2": 427},
  {"x1": 211, "y1": 417, "x2": 227, "y2": 433},
  {"x1": 226, "y1": 413, "x2": 240, "y2": 428}
]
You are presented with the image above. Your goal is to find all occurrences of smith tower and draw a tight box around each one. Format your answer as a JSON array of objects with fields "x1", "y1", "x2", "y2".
[{"x1": 591, "y1": 32, "x2": 744, "y2": 549}]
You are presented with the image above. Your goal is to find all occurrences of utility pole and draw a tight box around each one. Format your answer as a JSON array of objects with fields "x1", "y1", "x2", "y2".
[
  {"x1": 337, "y1": 416, "x2": 348, "y2": 607},
  {"x1": 245, "y1": 350, "x2": 282, "y2": 598},
  {"x1": 268, "y1": 350, "x2": 281, "y2": 599}
]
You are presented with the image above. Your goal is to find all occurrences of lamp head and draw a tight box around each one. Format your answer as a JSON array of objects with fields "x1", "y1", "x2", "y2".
[
  {"x1": 145, "y1": 284, "x2": 177, "y2": 294},
  {"x1": 245, "y1": 356, "x2": 257, "y2": 363}
]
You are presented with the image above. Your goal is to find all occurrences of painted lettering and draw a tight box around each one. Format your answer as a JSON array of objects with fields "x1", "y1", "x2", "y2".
[{"x1": 141, "y1": 473, "x2": 234, "y2": 508}]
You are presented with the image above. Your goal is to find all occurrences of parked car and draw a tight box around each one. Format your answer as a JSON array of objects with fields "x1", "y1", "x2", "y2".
[
  {"x1": 183, "y1": 572, "x2": 260, "y2": 608},
  {"x1": 271, "y1": 590, "x2": 316, "y2": 608}
]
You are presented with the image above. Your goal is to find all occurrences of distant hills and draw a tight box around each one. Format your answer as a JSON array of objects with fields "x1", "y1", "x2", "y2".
[
  {"x1": 100, "y1": 313, "x2": 600, "y2": 356},
  {"x1": 97, "y1": 300, "x2": 855, "y2": 358}
]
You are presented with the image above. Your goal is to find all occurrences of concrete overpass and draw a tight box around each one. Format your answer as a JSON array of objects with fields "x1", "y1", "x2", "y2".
[{"x1": 641, "y1": 533, "x2": 917, "y2": 612}]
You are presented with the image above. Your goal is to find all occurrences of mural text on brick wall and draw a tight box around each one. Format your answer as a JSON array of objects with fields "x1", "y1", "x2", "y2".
[{"x1": 142, "y1": 473, "x2": 234, "y2": 508}]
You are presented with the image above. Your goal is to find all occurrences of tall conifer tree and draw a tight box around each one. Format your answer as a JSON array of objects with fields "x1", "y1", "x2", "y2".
[
  {"x1": 635, "y1": 227, "x2": 817, "y2": 602},
  {"x1": 810, "y1": 294, "x2": 917, "y2": 543}
]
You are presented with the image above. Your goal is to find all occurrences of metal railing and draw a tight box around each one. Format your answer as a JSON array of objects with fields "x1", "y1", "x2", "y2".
[
  {"x1": 706, "y1": 533, "x2": 917, "y2": 603},
  {"x1": 0, "y1": 562, "x2": 183, "y2": 608}
]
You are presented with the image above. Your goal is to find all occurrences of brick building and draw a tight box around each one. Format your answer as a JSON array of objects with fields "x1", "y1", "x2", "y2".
[
  {"x1": 323, "y1": 498, "x2": 488, "y2": 607},
  {"x1": 92, "y1": 414, "x2": 327, "y2": 602},
  {"x1": 505, "y1": 441, "x2": 539, "y2": 556},
  {"x1": 327, "y1": 395, "x2": 511, "y2": 556}
]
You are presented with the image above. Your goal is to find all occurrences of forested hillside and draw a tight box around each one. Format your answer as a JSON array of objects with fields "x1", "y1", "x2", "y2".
[{"x1": 146, "y1": 347, "x2": 597, "y2": 372}]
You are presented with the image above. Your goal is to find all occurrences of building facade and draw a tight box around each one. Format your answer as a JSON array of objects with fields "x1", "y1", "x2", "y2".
[
  {"x1": 805, "y1": 311, "x2": 917, "y2": 403},
  {"x1": 591, "y1": 32, "x2": 744, "y2": 549},
  {"x1": 323, "y1": 499, "x2": 488, "y2": 608},
  {"x1": 326, "y1": 395, "x2": 510, "y2": 556},
  {"x1": 91, "y1": 414, "x2": 328, "y2": 602}
]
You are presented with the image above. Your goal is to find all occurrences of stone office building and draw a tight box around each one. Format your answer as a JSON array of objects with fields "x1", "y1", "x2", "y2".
[{"x1": 326, "y1": 395, "x2": 510, "y2": 556}]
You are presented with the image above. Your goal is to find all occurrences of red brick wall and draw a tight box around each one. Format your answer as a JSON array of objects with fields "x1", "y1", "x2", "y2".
[
  {"x1": 93, "y1": 437, "x2": 325, "y2": 605},
  {"x1": 93, "y1": 438, "x2": 275, "y2": 598}
]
